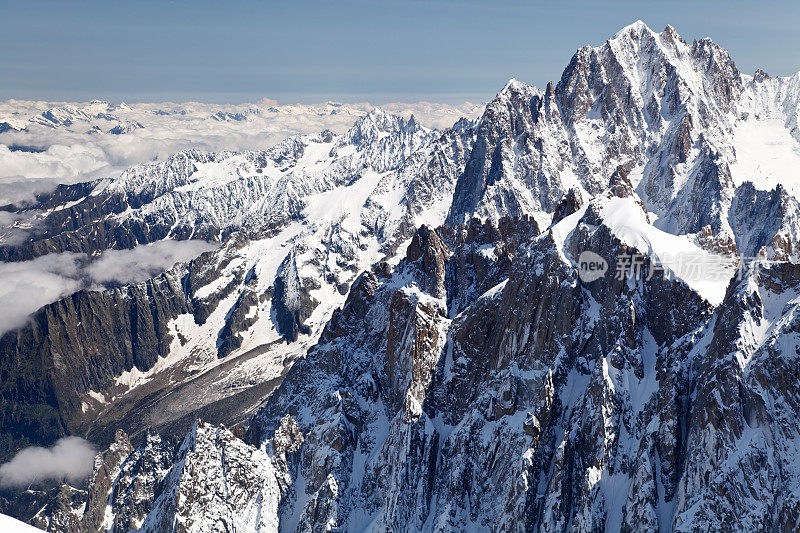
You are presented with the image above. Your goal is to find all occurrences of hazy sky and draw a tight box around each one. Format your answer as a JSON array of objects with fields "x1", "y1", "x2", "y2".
[{"x1": 2, "y1": 0, "x2": 799, "y2": 104}]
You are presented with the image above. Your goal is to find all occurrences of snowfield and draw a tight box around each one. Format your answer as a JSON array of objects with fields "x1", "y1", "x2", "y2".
[{"x1": 0, "y1": 513, "x2": 44, "y2": 532}]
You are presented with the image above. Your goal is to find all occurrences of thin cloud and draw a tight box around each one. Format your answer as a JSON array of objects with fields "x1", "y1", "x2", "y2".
[
  {"x1": 0, "y1": 437, "x2": 97, "y2": 487},
  {"x1": 0, "y1": 252, "x2": 84, "y2": 334},
  {"x1": 84, "y1": 240, "x2": 219, "y2": 285},
  {"x1": 0, "y1": 239, "x2": 219, "y2": 337}
]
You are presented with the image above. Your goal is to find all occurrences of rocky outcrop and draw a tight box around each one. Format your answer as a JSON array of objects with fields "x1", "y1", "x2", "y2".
[
  {"x1": 551, "y1": 187, "x2": 584, "y2": 225},
  {"x1": 271, "y1": 250, "x2": 317, "y2": 343},
  {"x1": 216, "y1": 278, "x2": 261, "y2": 358},
  {"x1": 28, "y1": 485, "x2": 86, "y2": 533},
  {"x1": 443, "y1": 216, "x2": 539, "y2": 316},
  {"x1": 0, "y1": 269, "x2": 192, "y2": 459},
  {"x1": 32, "y1": 423, "x2": 280, "y2": 533},
  {"x1": 729, "y1": 182, "x2": 800, "y2": 260},
  {"x1": 669, "y1": 262, "x2": 800, "y2": 531},
  {"x1": 236, "y1": 209, "x2": 713, "y2": 530}
]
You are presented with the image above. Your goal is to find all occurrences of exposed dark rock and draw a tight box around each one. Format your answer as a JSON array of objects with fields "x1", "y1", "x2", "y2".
[
  {"x1": 551, "y1": 187, "x2": 584, "y2": 225},
  {"x1": 0, "y1": 270, "x2": 191, "y2": 459},
  {"x1": 271, "y1": 250, "x2": 317, "y2": 342}
]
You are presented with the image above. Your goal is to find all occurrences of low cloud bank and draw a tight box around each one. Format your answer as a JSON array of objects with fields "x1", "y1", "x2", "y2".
[
  {"x1": 85, "y1": 239, "x2": 218, "y2": 284},
  {"x1": 0, "y1": 239, "x2": 218, "y2": 336},
  {"x1": 0, "y1": 437, "x2": 96, "y2": 487},
  {"x1": 0, "y1": 252, "x2": 84, "y2": 334}
]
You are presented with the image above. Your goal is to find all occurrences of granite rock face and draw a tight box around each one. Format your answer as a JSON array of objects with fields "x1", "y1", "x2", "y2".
[
  {"x1": 62, "y1": 194, "x2": 800, "y2": 531},
  {"x1": 32, "y1": 424, "x2": 279, "y2": 533},
  {"x1": 0, "y1": 269, "x2": 192, "y2": 458}
]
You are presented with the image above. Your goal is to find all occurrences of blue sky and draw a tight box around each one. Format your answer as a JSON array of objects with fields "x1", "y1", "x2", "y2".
[{"x1": 1, "y1": 0, "x2": 799, "y2": 104}]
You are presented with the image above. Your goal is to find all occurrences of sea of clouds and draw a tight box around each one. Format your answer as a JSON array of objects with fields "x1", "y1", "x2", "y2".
[
  {"x1": 0, "y1": 97, "x2": 483, "y2": 334},
  {"x1": 0, "y1": 98, "x2": 483, "y2": 205}
]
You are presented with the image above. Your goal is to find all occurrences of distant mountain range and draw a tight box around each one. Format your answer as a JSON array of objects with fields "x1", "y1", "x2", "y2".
[{"x1": 0, "y1": 97, "x2": 483, "y2": 206}]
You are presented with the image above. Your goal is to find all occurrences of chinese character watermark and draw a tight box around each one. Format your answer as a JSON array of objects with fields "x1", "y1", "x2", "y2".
[{"x1": 577, "y1": 249, "x2": 763, "y2": 284}]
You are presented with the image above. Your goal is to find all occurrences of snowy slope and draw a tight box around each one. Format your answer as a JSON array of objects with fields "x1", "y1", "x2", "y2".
[
  {"x1": 0, "y1": 513, "x2": 45, "y2": 532},
  {"x1": 551, "y1": 195, "x2": 738, "y2": 305}
]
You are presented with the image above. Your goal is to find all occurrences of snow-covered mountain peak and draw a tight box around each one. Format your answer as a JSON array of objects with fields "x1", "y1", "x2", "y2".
[
  {"x1": 494, "y1": 77, "x2": 541, "y2": 104},
  {"x1": 447, "y1": 20, "x2": 800, "y2": 258},
  {"x1": 590, "y1": 19, "x2": 739, "y2": 116},
  {"x1": 331, "y1": 107, "x2": 437, "y2": 173},
  {"x1": 498, "y1": 77, "x2": 534, "y2": 95},
  {"x1": 611, "y1": 19, "x2": 652, "y2": 39},
  {"x1": 340, "y1": 107, "x2": 426, "y2": 145}
]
